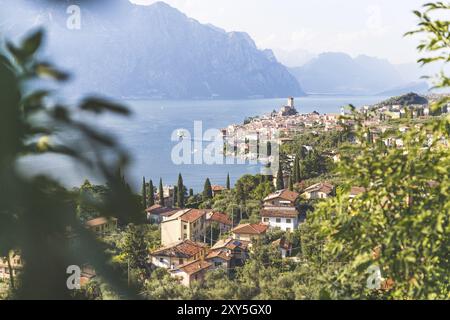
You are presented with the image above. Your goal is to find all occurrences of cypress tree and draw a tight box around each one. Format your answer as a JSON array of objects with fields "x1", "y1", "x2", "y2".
[
  {"x1": 173, "y1": 186, "x2": 178, "y2": 207},
  {"x1": 142, "y1": 177, "x2": 147, "y2": 210},
  {"x1": 288, "y1": 176, "x2": 294, "y2": 191},
  {"x1": 203, "y1": 178, "x2": 213, "y2": 200},
  {"x1": 276, "y1": 165, "x2": 284, "y2": 190},
  {"x1": 189, "y1": 188, "x2": 194, "y2": 197},
  {"x1": 293, "y1": 155, "x2": 298, "y2": 183},
  {"x1": 295, "y1": 155, "x2": 301, "y2": 183},
  {"x1": 148, "y1": 180, "x2": 155, "y2": 207},
  {"x1": 177, "y1": 173, "x2": 184, "y2": 208},
  {"x1": 226, "y1": 173, "x2": 231, "y2": 190},
  {"x1": 159, "y1": 178, "x2": 164, "y2": 206}
]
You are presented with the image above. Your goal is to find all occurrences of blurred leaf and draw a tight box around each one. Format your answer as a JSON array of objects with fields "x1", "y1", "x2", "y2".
[{"x1": 80, "y1": 98, "x2": 130, "y2": 115}]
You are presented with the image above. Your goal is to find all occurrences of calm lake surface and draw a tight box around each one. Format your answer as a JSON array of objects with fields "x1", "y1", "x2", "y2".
[{"x1": 19, "y1": 95, "x2": 387, "y2": 192}]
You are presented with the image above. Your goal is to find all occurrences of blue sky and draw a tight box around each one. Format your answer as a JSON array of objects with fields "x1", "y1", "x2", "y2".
[{"x1": 130, "y1": 0, "x2": 429, "y2": 65}]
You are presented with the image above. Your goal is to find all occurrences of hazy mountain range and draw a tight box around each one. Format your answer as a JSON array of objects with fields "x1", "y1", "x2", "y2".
[
  {"x1": 0, "y1": 0, "x2": 433, "y2": 99},
  {"x1": 288, "y1": 52, "x2": 429, "y2": 95},
  {"x1": 0, "y1": 0, "x2": 303, "y2": 99}
]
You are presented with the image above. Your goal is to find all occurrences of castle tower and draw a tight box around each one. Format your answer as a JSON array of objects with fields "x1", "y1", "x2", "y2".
[{"x1": 288, "y1": 97, "x2": 294, "y2": 108}]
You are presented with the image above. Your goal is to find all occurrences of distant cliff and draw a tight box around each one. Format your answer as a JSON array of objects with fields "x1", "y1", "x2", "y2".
[{"x1": 1, "y1": 1, "x2": 304, "y2": 99}]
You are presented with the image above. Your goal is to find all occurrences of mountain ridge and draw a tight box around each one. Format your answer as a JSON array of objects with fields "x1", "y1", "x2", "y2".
[
  {"x1": 288, "y1": 52, "x2": 428, "y2": 95},
  {"x1": 2, "y1": 0, "x2": 304, "y2": 100}
]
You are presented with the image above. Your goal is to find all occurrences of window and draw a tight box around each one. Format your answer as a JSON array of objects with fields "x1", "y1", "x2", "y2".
[
  {"x1": 215, "y1": 262, "x2": 222, "y2": 267},
  {"x1": 276, "y1": 218, "x2": 281, "y2": 223},
  {"x1": 179, "y1": 259, "x2": 184, "y2": 265},
  {"x1": 183, "y1": 234, "x2": 188, "y2": 239},
  {"x1": 159, "y1": 258, "x2": 164, "y2": 262},
  {"x1": 183, "y1": 225, "x2": 187, "y2": 230},
  {"x1": 263, "y1": 218, "x2": 269, "y2": 222},
  {"x1": 286, "y1": 219, "x2": 291, "y2": 224}
]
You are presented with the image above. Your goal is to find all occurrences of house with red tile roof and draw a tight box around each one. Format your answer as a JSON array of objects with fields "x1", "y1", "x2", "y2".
[
  {"x1": 301, "y1": 182, "x2": 335, "y2": 199},
  {"x1": 145, "y1": 204, "x2": 178, "y2": 224},
  {"x1": 205, "y1": 249, "x2": 232, "y2": 273},
  {"x1": 85, "y1": 217, "x2": 117, "y2": 237},
  {"x1": 170, "y1": 259, "x2": 212, "y2": 287},
  {"x1": 263, "y1": 189, "x2": 299, "y2": 207},
  {"x1": 349, "y1": 186, "x2": 366, "y2": 199},
  {"x1": 211, "y1": 185, "x2": 225, "y2": 197},
  {"x1": 261, "y1": 189, "x2": 301, "y2": 232},
  {"x1": 271, "y1": 237, "x2": 293, "y2": 258},
  {"x1": 150, "y1": 240, "x2": 208, "y2": 270},
  {"x1": 206, "y1": 211, "x2": 232, "y2": 234},
  {"x1": 160, "y1": 209, "x2": 208, "y2": 246},
  {"x1": 210, "y1": 238, "x2": 251, "y2": 268},
  {"x1": 231, "y1": 223, "x2": 268, "y2": 242}
]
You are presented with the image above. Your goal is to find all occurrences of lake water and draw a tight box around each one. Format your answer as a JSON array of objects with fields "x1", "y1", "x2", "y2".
[{"x1": 19, "y1": 95, "x2": 387, "y2": 192}]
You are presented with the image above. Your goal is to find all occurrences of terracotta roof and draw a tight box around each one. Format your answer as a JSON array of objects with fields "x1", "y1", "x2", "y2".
[
  {"x1": 176, "y1": 259, "x2": 212, "y2": 275},
  {"x1": 264, "y1": 189, "x2": 299, "y2": 202},
  {"x1": 232, "y1": 223, "x2": 268, "y2": 235},
  {"x1": 272, "y1": 237, "x2": 292, "y2": 251},
  {"x1": 151, "y1": 240, "x2": 208, "y2": 259},
  {"x1": 211, "y1": 238, "x2": 251, "y2": 251},
  {"x1": 163, "y1": 208, "x2": 208, "y2": 223},
  {"x1": 85, "y1": 217, "x2": 117, "y2": 227},
  {"x1": 180, "y1": 209, "x2": 207, "y2": 223},
  {"x1": 146, "y1": 204, "x2": 163, "y2": 212},
  {"x1": 160, "y1": 209, "x2": 180, "y2": 218},
  {"x1": 207, "y1": 212, "x2": 232, "y2": 226},
  {"x1": 225, "y1": 239, "x2": 251, "y2": 250},
  {"x1": 350, "y1": 187, "x2": 366, "y2": 196},
  {"x1": 212, "y1": 185, "x2": 225, "y2": 192},
  {"x1": 206, "y1": 250, "x2": 232, "y2": 261},
  {"x1": 303, "y1": 182, "x2": 334, "y2": 195},
  {"x1": 146, "y1": 204, "x2": 179, "y2": 216},
  {"x1": 261, "y1": 208, "x2": 299, "y2": 218}
]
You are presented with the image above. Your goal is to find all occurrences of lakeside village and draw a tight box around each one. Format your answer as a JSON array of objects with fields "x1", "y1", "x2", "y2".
[{"x1": 2, "y1": 92, "x2": 449, "y2": 296}]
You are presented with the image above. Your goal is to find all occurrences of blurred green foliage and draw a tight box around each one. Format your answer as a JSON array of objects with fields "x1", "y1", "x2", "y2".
[
  {"x1": 304, "y1": 2, "x2": 450, "y2": 299},
  {"x1": 0, "y1": 29, "x2": 142, "y2": 299}
]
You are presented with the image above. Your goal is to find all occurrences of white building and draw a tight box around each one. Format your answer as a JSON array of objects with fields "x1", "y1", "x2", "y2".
[
  {"x1": 261, "y1": 189, "x2": 301, "y2": 232},
  {"x1": 261, "y1": 207, "x2": 299, "y2": 232}
]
